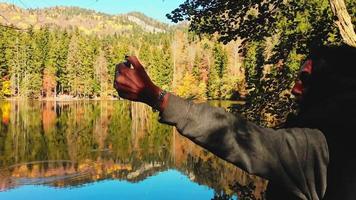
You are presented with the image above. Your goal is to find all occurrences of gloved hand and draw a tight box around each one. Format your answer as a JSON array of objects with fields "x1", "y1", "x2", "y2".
[{"x1": 113, "y1": 56, "x2": 168, "y2": 112}]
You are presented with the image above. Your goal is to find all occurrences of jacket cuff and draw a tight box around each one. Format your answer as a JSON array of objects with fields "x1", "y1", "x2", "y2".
[{"x1": 158, "y1": 94, "x2": 191, "y2": 126}]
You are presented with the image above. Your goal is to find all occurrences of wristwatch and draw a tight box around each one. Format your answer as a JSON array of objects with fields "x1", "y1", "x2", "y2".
[{"x1": 152, "y1": 90, "x2": 167, "y2": 112}]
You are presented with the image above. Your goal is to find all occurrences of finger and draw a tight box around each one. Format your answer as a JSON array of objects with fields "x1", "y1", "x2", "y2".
[
  {"x1": 115, "y1": 82, "x2": 132, "y2": 93},
  {"x1": 126, "y1": 56, "x2": 144, "y2": 71},
  {"x1": 114, "y1": 73, "x2": 131, "y2": 90},
  {"x1": 116, "y1": 63, "x2": 131, "y2": 76},
  {"x1": 114, "y1": 74, "x2": 141, "y2": 95},
  {"x1": 116, "y1": 68, "x2": 141, "y2": 89}
]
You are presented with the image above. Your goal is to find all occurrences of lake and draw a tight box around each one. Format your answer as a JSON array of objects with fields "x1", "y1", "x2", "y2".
[{"x1": 0, "y1": 100, "x2": 266, "y2": 200}]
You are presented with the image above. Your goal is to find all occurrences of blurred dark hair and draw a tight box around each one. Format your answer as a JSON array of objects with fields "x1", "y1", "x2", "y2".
[
  {"x1": 302, "y1": 45, "x2": 356, "y2": 107},
  {"x1": 286, "y1": 45, "x2": 356, "y2": 128},
  {"x1": 310, "y1": 45, "x2": 356, "y2": 77}
]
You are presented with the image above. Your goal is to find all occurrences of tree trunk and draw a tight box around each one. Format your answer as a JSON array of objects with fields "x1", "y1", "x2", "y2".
[{"x1": 329, "y1": 0, "x2": 356, "y2": 47}]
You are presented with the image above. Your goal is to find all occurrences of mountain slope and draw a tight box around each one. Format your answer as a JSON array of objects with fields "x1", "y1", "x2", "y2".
[{"x1": 0, "y1": 3, "x2": 169, "y2": 34}]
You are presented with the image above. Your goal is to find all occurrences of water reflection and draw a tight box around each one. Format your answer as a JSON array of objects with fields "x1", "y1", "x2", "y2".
[{"x1": 0, "y1": 100, "x2": 266, "y2": 199}]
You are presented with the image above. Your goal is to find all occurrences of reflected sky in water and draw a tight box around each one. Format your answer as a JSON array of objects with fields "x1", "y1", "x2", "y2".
[{"x1": 1, "y1": 170, "x2": 231, "y2": 200}]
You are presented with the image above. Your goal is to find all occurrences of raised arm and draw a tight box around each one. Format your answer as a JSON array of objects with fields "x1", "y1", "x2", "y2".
[{"x1": 114, "y1": 56, "x2": 329, "y2": 200}]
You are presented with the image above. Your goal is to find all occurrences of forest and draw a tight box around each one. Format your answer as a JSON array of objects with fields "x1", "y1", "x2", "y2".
[
  {"x1": 0, "y1": 0, "x2": 354, "y2": 126},
  {"x1": 0, "y1": 4, "x2": 245, "y2": 101}
]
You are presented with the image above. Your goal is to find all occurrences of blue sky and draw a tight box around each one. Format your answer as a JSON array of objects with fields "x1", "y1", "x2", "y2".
[{"x1": 0, "y1": 0, "x2": 185, "y2": 23}]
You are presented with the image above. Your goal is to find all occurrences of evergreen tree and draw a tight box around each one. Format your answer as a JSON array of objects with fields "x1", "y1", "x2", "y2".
[
  {"x1": 65, "y1": 31, "x2": 81, "y2": 96},
  {"x1": 79, "y1": 35, "x2": 97, "y2": 98},
  {"x1": 0, "y1": 27, "x2": 9, "y2": 97},
  {"x1": 42, "y1": 30, "x2": 60, "y2": 98},
  {"x1": 150, "y1": 43, "x2": 173, "y2": 91},
  {"x1": 207, "y1": 44, "x2": 227, "y2": 99},
  {"x1": 94, "y1": 48, "x2": 109, "y2": 98},
  {"x1": 56, "y1": 30, "x2": 70, "y2": 95}
]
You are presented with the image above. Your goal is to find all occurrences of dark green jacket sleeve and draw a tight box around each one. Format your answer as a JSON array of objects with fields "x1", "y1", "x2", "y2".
[{"x1": 159, "y1": 94, "x2": 329, "y2": 200}]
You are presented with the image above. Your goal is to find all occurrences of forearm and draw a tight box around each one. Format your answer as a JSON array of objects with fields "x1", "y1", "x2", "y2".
[{"x1": 159, "y1": 94, "x2": 280, "y2": 176}]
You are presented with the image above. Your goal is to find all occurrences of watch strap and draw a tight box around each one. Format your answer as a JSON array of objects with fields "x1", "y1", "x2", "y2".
[{"x1": 152, "y1": 90, "x2": 167, "y2": 112}]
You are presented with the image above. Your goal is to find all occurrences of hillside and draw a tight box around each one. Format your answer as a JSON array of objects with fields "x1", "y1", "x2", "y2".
[
  {"x1": 0, "y1": 2, "x2": 244, "y2": 105},
  {"x1": 0, "y1": 3, "x2": 169, "y2": 34}
]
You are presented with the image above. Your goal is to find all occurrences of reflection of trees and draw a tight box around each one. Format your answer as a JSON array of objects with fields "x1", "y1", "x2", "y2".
[
  {"x1": 232, "y1": 182, "x2": 266, "y2": 200},
  {"x1": 107, "y1": 100, "x2": 132, "y2": 162},
  {"x1": 180, "y1": 153, "x2": 266, "y2": 200},
  {"x1": 0, "y1": 100, "x2": 266, "y2": 198},
  {"x1": 171, "y1": 128, "x2": 267, "y2": 199},
  {"x1": 0, "y1": 101, "x2": 48, "y2": 166},
  {"x1": 211, "y1": 182, "x2": 266, "y2": 200}
]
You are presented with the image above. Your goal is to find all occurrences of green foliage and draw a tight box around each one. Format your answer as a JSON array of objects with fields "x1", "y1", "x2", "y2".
[
  {"x1": 150, "y1": 46, "x2": 173, "y2": 90},
  {"x1": 220, "y1": 76, "x2": 242, "y2": 100},
  {"x1": 167, "y1": 0, "x2": 344, "y2": 60},
  {"x1": 0, "y1": 25, "x2": 174, "y2": 99},
  {"x1": 239, "y1": 40, "x2": 300, "y2": 127},
  {"x1": 207, "y1": 44, "x2": 228, "y2": 100},
  {"x1": 0, "y1": 27, "x2": 9, "y2": 98},
  {"x1": 167, "y1": 0, "x2": 351, "y2": 127}
]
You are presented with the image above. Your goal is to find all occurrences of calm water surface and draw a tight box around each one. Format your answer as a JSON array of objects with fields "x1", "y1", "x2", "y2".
[{"x1": 0, "y1": 100, "x2": 266, "y2": 200}]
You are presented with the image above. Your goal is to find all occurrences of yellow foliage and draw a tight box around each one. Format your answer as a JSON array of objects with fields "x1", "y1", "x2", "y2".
[
  {"x1": 78, "y1": 26, "x2": 91, "y2": 34},
  {"x1": 1, "y1": 80, "x2": 11, "y2": 96},
  {"x1": 10, "y1": 15, "x2": 21, "y2": 20},
  {"x1": 221, "y1": 76, "x2": 243, "y2": 99},
  {"x1": 28, "y1": 15, "x2": 36, "y2": 23},
  {"x1": 1, "y1": 101, "x2": 10, "y2": 125},
  {"x1": 176, "y1": 73, "x2": 206, "y2": 100},
  {"x1": 17, "y1": 21, "x2": 28, "y2": 29}
]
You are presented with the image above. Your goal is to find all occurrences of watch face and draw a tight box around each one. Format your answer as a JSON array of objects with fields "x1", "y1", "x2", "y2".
[
  {"x1": 158, "y1": 90, "x2": 167, "y2": 100},
  {"x1": 153, "y1": 90, "x2": 167, "y2": 112}
]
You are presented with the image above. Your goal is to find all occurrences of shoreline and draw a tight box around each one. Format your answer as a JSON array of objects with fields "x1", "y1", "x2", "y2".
[{"x1": 2, "y1": 97, "x2": 121, "y2": 101}]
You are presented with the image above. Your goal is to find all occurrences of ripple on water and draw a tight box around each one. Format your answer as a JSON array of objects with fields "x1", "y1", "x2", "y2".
[{"x1": 0, "y1": 160, "x2": 96, "y2": 192}]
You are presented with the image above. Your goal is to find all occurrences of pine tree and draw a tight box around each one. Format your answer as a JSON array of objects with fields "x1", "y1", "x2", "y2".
[
  {"x1": 42, "y1": 30, "x2": 57, "y2": 98},
  {"x1": 79, "y1": 35, "x2": 97, "y2": 98},
  {"x1": 94, "y1": 48, "x2": 109, "y2": 98},
  {"x1": 65, "y1": 31, "x2": 81, "y2": 97},
  {"x1": 0, "y1": 27, "x2": 9, "y2": 98},
  {"x1": 149, "y1": 42, "x2": 173, "y2": 91},
  {"x1": 55, "y1": 30, "x2": 70, "y2": 95},
  {"x1": 207, "y1": 44, "x2": 227, "y2": 100}
]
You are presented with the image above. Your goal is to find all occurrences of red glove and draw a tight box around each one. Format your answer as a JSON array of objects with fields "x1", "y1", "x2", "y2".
[{"x1": 114, "y1": 56, "x2": 168, "y2": 112}]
